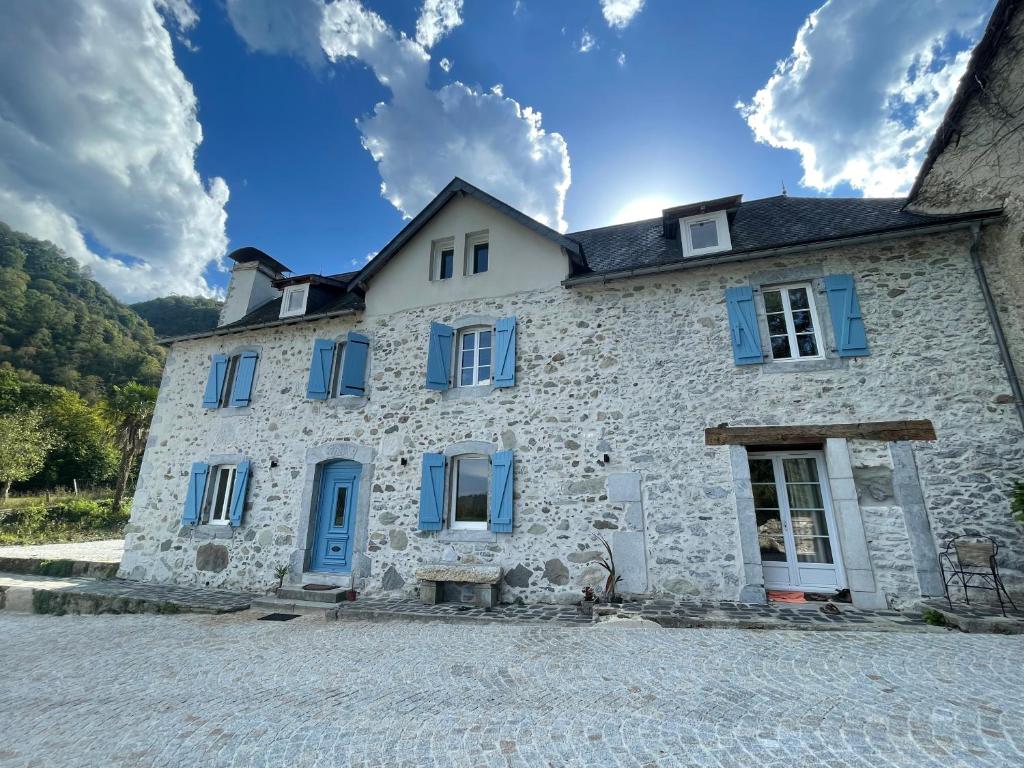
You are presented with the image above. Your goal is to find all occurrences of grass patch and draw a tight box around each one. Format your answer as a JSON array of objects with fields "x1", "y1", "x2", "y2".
[
  {"x1": 922, "y1": 608, "x2": 947, "y2": 626},
  {"x1": 32, "y1": 559, "x2": 76, "y2": 577},
  {"x1": 0, "y1": 497, "x2": 128, "y2": 546}
]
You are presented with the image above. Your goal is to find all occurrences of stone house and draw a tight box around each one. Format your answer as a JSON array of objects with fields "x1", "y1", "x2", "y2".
[{"x1": 120, "y1": 4, "x2": 1024, "y2": 609}]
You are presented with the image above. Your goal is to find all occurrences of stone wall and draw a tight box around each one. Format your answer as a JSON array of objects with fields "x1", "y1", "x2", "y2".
[
  {"x1": 910, "y1": 4, "x2": 1024, "y2": 377},
  {"x1": 121, "y1": 228, "x2": 1024, "y2": 603}
]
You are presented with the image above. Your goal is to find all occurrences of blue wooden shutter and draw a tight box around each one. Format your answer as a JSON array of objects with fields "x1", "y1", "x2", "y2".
[
  {"x1": 202, "y1": 355, "x2": 228, "y2": 408},
  {"x1": 493, "y1": 317, "x2": 517, "y2": 388},
  {"x1": 725, "y1": 286, "x2": 764, "y2": 365},
  {"x1": 425, "y1": 322, "x2": 454, "y2": 391},
  {"x1": 490, "y1": 450, "x2": 514, "y2": 533},
  {"x1": 306, "y1": 339, "x2": 335, "y2": 400},
  {"x1": 824, "y1": 274, "x2": 870, "y2": 357},
  {"x1": 339, "y1": 332, "x2": 370, "y2": 396},
  {"x1": 228, "y1": 460, "x2": 251, "y2": 527},
  {"x1": 228, "y1": 351, "x2": 258, "y2": 407},
  {"x1": 418, "y1": 452, "x2": 445, "y2": 531},
  {"x1": 182, "y1": 462, "x2": 209, "y2": 526}
]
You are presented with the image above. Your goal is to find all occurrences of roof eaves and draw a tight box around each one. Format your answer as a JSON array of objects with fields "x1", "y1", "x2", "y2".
[{"x1": 158, "y1": 303, "x2": 364, "y2": 345}]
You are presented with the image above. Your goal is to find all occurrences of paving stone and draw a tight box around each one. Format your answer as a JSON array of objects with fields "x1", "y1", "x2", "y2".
[{"x1": 1, "y1": 612, "x2": 1022, "y2": 767}]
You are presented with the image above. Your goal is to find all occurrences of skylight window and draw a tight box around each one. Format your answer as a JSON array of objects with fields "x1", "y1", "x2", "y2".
[{"x1": 680, "y1": 210, "x2": 731, "y2": 258}]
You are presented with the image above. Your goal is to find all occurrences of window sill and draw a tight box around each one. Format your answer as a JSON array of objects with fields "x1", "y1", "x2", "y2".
[
  {"x1": 194, "y1": 524, "x2": 233, "y2": 539},
  {"x1": 204, "y1": 405, "x2": 252, "y2": 418},
  {"x1": 322, "y1": 395, "x2": 369, "y2": 411},
  {"x1": 441, "y1": 385, "x2": 498, "y2": 402},
  {"x1": 762, "y1": 356, "x2": 846, "y2": 375},
  {"x1": 438, "y1": 529, "x2": 498, "y2": 544}
]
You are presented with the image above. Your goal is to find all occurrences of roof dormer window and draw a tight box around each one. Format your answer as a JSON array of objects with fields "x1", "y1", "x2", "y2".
[
  {"x1": 680, "y1": 209, "x2": 731, "y2": 258},
  {"x1": 280, "y1": 285, "x2": 309, "y2": 318}
]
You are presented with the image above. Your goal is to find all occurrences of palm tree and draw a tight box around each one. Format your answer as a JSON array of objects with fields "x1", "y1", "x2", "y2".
[{"x1": 104, "y1": 382, "x2": 157, "y2": 516}]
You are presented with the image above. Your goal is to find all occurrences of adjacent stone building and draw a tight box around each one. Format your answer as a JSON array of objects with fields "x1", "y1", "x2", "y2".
[{"x1": 121, "y1": 5, "x2": 1024, "y2": 609}]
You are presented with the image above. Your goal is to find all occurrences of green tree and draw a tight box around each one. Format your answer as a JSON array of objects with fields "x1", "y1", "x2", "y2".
[
  {"x1": 0, "y1": 410, "x2": 58, "y2": 504},
  {"x1": 103, "y1": 382, "x2": 157, "y2": 516},
  {"x1": 131, "y1": 295, "x2": 222, "y2": 338}
]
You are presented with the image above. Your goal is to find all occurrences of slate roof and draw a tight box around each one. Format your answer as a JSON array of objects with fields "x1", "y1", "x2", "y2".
[{"x1": 567, "y1": 195, "x2": 998, "y2": 278}]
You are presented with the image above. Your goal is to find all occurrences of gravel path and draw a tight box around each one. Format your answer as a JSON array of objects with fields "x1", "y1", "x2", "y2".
[
  {"x1": 0, "y1": 539, "x2": 123, "y2": 563},
  {"x1": 1, "y1": 611, "x2": 1022, "y2": 766}
]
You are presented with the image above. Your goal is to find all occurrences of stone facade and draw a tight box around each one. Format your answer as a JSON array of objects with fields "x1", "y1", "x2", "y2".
[
  {"x1": 909, "y1": 1, "x2": 1024, "y2": 377},
  {"x1": 121, "y1": 220, "x2": 1024, "y2": 606}
]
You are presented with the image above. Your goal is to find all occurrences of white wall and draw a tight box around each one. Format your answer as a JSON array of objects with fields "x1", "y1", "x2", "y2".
[{"x1": 363, "y1": 195, "x2": 571, "y2": 317}]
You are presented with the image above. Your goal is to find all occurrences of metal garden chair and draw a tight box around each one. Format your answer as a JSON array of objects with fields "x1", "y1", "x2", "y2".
[{"x1": 939, "y1": 535, "x2": 1018, "y2": 616}]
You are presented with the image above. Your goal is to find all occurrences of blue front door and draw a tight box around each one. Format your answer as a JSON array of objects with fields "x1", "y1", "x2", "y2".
[{"x1": 310, "y1": 461, "x2": 360, "y2": 573}]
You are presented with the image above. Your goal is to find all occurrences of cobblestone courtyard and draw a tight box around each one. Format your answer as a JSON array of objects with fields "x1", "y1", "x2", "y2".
[{"x1": 1, "y1": 613, "x2": 1022, "y2": 767}]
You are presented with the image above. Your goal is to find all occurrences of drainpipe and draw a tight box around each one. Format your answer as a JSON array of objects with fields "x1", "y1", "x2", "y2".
[{"x1": 969, "y1": 222, "x2": 1024, "y2": 430}]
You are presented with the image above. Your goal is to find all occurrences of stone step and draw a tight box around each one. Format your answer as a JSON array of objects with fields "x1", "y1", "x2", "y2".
[
  {"x1": 276, "y1": 585, "x2": 350, "y2": 603},
  {"x1": 250, "y1": 596, "x2": 336, "y2": 616}
]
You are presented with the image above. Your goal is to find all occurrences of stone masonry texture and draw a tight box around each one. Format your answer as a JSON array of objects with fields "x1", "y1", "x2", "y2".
[
  {"x1": 121, "y1": 229, "x2": 1024, "y2": 604},
  {"x1": 2, "y1": 612, "x2": 1023, "y2": 767}
]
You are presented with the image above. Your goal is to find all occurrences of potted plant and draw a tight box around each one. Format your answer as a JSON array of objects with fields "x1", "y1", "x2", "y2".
[
  {"x1": 595, "y1": 532, "x2": 623, "y2": 603},
  {"x1": 273, "y1": 564, "x2": 289, "y2": 593},
  {"x1": 578, "y1": 585, "x2": 597, "y2": 617}
]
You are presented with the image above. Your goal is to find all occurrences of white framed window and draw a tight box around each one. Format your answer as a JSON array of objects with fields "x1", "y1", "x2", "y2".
[
  {"x1": 329, "y1": 340, "x2": 347, "y2": 397},
  {"x1": 456, "y1": 327, "x2": 492, "y2": 387},
  {"x1": 680, "y1": 210, "x2": 731, "y2": 258},
  {"x1": 431, "y1": 238, "x2": 456, "y2": 281},
  {"x1": 219, "y1": 354, "x2": 240, "y2": 408},
  {"x1": 448, "y1": 455, "x2": 489, "y2": 530},
  {"x1": 762, "y1": 283, "x2": 824, "y2": 360},
  {"x1": 204, "y1": 464, "x2": 237, "y2": 525},
  {"x1": 465, "y1": 231, "x2": 489, "y2": 275},
  {"x1": 280, "y1": 285, "x2": 309, "y2": 318}
]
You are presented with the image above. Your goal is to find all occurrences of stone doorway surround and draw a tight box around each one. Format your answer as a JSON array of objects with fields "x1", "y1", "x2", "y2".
[
  {"x1": 292, "y1": 441, "x2": 375, "y2": 587},
  {"x1": 723, "y1": 423, "x2": 942, "y2": 611}
]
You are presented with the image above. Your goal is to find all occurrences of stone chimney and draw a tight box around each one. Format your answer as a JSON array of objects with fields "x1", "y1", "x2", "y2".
[{"x1": 219, "y1": 247, "x2": 290, "y2": 327}]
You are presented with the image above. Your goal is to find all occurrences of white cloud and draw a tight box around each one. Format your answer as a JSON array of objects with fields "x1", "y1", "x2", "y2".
[
  {"x1": 0, "y1": 0, "x2": 229, "y2": 301},
  {"x1": 415, "y1": 0, "x2": 464, "y2": 49},
  {"x1": 617, "y1": 52, "x2": 627, "y2": 67},
  {"x1": 439, "y1": 57, "x2": 453, "y2": 72},
  {"x1": 738, "y1": 0, "x2": 990, "y2": 196},
  {"x1": 600, "y1": 0, "x2": 645, "y2": 29},
  {"x1": 578, "y1": 30, "x2": 597, "y2": 53},
  {"x1": 228, "y1": 0, "x2": 571, "y2": 231},
  {"x1": 226, "y1": 0, "x2": 326, "y2": 69}
]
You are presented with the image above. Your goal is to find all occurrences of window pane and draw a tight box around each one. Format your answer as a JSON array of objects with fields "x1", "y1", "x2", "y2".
[
  {"x1": 220, "y1": 356, "x2": 239, "y2": 407},
  {"x1": 771, "y1": 336, "x2": 792, "y2": 359},
  {"x1": 789, "y1": 508, "x2": 828, "y2": 537},
  {"x1": 478, "y1": 365, "x2": 490, "y2": 382},
  {"x1": 440, "y1": 249, "x2": 454, "y2": 279},
  {"x1": 788, "y1": 287, "x2": 810, "y2": 310},
  {"x1": 786, "y1": 483, "x2": 824, "y2": 511},
  {"x1": 211, "y1": 467, "x2": 233, "y2": 521},
  {"x1": 333, "y1": 487, "x2": 348, "y2": 528},
  {"x1": 752, "y1": 483, "x2": 779, "y2": 509},
  {"x1": 330, "y1": 342, "x2": 345, "y2": 397},
  {"x1": 767, "y1": 314, "x2": 788, "y2": 335},
  {"x1": 479, "y1": 330, "x2": 491, "y2": 349},
  {"x1": 748, "y1": 459, "x2": 775, "y2": 484},
  {"x1": 795, "y1": 536, "x2": 833, "y2": 564},
  {"x1": 478, "y1": 346, "x2": 491, "y2": 368},
  {"x1": 757, "y1": 510, "x2": 786, "y2": 561},
  {"x1": 287, "y1": 289, "x2": 304, "y2": 311},
  {"x1": 454, "y1": 458, "x2": 489, "y2": 523},
  {"x1": 783, "y1": 458, "x2": 819, "y2": 484},
  {"x1": 473, "y1": 243, "x2": 488, "y2": 273},
  {"x1": 461, "y1": 349, "x2": 474, "y2": 368},
  {"x1": 792, "y1": 310, "x2": 814, "y2": 333},
  {"x1": 763, "y1": 290, "x2": 783, "y2": 313},
  {"x1": 797, "y1": 334, "x2": 818, "y2": 357},
  {"x1": 689, "y1": 220, "x2": 718, "y2": 250},
  {"x1": 460, "y1": 368, "x2": 473, "y2": 386},
  {"x1": 462, "y1": 332, "x2": 475, "y2": 350}
]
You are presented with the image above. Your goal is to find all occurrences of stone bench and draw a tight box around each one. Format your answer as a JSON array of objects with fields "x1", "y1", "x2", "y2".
[{"x1": 415, "y1": 563, "x2": 502, "y2": 608}]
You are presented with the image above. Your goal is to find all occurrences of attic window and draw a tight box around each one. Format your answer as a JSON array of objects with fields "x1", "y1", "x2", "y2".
[
  {"x1": 280, "y1": 285, "x2": 309, "y2": 318},
  {"x1": 680, "y1": 210, "x2": 731, "y2": 258}
]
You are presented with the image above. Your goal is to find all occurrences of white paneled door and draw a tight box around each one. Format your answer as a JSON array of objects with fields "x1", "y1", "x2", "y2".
[{"x1": 749, "y1": 451, "x2": 846, "y2": 591}]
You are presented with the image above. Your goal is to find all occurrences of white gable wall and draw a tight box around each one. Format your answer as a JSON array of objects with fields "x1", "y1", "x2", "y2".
[{"x1": 363, "y1": 195, "x2": 571, "y2": 317}]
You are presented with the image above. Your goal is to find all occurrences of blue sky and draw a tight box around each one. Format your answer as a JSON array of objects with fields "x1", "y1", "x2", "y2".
[{"x1": 0, "y1": 1, "x2": 993, "y2": 300}]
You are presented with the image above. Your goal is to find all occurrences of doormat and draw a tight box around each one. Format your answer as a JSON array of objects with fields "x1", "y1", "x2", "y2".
[
  {"x1": 303, "y1": 583, "x2": 337, "y2": 591},
  {"x1": 257, "y1": 613, "x2": 301, "y2": 621}
]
